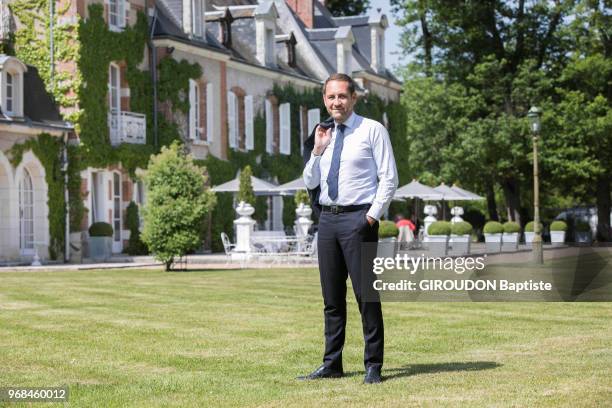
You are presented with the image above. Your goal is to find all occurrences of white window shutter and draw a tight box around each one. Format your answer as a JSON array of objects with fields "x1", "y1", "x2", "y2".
[
  {"x1": 188, "y1": 79, "x2": 196, "y2": 140},
  {"x1": 227, "y1": 91, "x2": 237, "y2": 149},
  {"x1": 245, "y1": 95, "x2": 254, "y2": 150},
  {"x1": 265, "y1": 99, "x2": 273, "y2": 154},
  {"x1": 120, "y1": 0, "x2": 126, "y2": 28},
  {"x1": 279, "y1": 102, "x2": 291, "y2": 155},
  {"x1": 307, "y1": 108, "x2": 320, "y2": 134},
  {"x1": 206, "y1": 82, "x2": 213, "y2": 143}
]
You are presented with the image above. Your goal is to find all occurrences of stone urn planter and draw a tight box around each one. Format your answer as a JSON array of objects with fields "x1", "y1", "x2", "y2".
[
  {"x1": 523, "y1": 221, "x2": 543, "y2": 247},
  {"x1": 483, "y1": 221, "x2": 503, "y2": 253},
  {"x1": 449, "y1": 221, "x2": 472, "y2": 256},
  {"x1": 425, "y1": 221, "x2": 451, "y2": 257},
  {"x1": 234, "y1": 201, "x2": 256, "y2": 253},
  {"x1": 377, "y1": 221, "x2": 399, "y2": 259},
  {"x1": 88, "y1": 222, "x2": 113, "y2": 262},
  {"x1": 295, "y1": 202, "x2": 313, "y2": 237},
  {"x1": 502, "y1": 222, "x2": 520, "y2": 252},
  {"x1": 549, "y1": 221, "x2": 567, "y2": 246}
]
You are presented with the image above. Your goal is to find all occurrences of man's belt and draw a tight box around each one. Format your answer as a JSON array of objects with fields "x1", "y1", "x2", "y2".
[{"x1": 321, "y1": 204, "x2": 370, "y2": 214}]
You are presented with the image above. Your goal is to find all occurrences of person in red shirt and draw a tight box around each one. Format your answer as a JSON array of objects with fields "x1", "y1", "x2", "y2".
[{"x1": 394, "y1": 214, "x2": 415, "y2": 231}]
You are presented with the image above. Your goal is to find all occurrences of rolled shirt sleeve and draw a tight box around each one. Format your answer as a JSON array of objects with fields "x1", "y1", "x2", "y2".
[
  {"x1": 303, "y1": 152, "x2": 322, "y2": 190},
  {"x1": 366, "y1": 125, "x2": 399, "y2": 221}
]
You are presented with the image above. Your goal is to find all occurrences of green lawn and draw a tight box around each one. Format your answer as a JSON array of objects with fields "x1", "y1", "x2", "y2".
[{"x1": 0, "y1": 266, "x2": 610, "y2": 407}]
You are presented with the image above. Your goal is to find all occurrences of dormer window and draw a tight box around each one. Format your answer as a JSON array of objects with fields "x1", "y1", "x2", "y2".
[
  {"x1": 276, "y1": 33, "x2": 297, "y2": 67},
  {"x1": 0, "y1": 55, "x2": 27, "y2": 118},
  {"x1": 369, "y1": 14, "x2": 388, "y2": 73},
  {"x1": 109, "y1": 0, "x2": 126, "y2": 32},
  {"x1": 254, "y1": 1, "x2": 278, "y2": 67},
  {"x1": 192, "y1": 0, "x2": 205, "y2": 38},
  {"x1": 335, "y1": 26, "x2": 354, "y2": 74},
  {"x1": 184, "y1": 0, "x2": 206, "y2": 40}
]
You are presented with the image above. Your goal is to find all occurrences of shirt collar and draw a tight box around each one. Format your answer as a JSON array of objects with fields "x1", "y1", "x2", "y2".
[{"x1": 335, "y1": 112, "x2": 357, "y2": 130}]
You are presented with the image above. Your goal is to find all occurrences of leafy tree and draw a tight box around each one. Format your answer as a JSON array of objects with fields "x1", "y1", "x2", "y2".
[
  {"x1": 238, "y1": 165, "x2": 256, "y2": 206},
  {"x1": 142, "y1": 142, "x2": 217, "y2": 270},
  {"x1": 546, "y1": 1, "x2": 611, "y2": 240},
  {"x1": 392, "y1": 0, "x2": 575, "y2": 225},
  {"x1": 327, "y1": 0, "x2": 370, "y2": 17},
  {"x1": 126, "y1": 201, "x2": 148, "y2": 255}
]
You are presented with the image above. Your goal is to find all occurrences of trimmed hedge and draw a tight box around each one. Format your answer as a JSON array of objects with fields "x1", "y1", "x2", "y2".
[
  {"x1": 503, "y1": 221, "x2": 521, "y2": 234},
  {"x1": 483, "y1": 221, "x2": 503, "y2": 234},
  {"x1": 550, "y1": 220, "x2": 567, "y2": 232},
  {"x1": 428, "y1": 221, "x2": 451, "y2": 236},
  {"x1": 524, "y1": 221, "x2": 543, "y2": 232},
  {"x1": 379, "y1": 220, "x2": 399, "y2": 238},
  {"x1": 451, "y1": 221, "x2": 473, "y2": 236},
  {"x1": 89, "y1": 222, "x2": 113, "y2": 237}
]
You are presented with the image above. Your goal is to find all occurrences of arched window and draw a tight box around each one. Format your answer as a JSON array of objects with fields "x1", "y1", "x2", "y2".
[{"x1": 19, "y1": 168, "x2": 34, "y2": 252}]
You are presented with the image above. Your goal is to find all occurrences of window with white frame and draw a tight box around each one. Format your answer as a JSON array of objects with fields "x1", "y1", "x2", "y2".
[
  {"x1": 227, "y1": 90, "x2": 238, "y2": 149},
  {"x1": 189, "y1": 79, "x2": 201, "y2": 141},
  {"x1": 307, "y1": 108, "x2": 320, "y2": 135},
  {"x1": 109, "y1": 0, "x2": 126, "y2": 31},
  {"x1": 279, "y1": 102, "x2": 291, "y2": 155},
  {"x1": 192, "y1": 0, "x2": 204, "y2": 38},
  {"x1": 265, "y1": 98, "x2": 274, "y2": 154},
  {"x1": 206, "y1": 82, "x2": 213, "y2": 143},
  {"x1": 245, "y1": 95, "x2": 254, "y2": 150},
  {"x1": 108, "y1": 63, "x2": 121, "y2": 141}
]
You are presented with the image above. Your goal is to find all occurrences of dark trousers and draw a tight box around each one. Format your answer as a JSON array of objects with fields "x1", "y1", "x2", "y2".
[{"x1": 317, "y1": 208, "x2": 383, "y2": 371}]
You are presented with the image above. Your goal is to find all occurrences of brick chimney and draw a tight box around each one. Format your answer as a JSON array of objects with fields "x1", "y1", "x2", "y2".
[{"x1": 286, "y1": 0, "x2": 314, "y2": 29}]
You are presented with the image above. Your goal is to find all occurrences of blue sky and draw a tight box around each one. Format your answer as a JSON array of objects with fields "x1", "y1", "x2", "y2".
[{"x1": 370, "y1": 0, "x2": 406, "y2": 72}]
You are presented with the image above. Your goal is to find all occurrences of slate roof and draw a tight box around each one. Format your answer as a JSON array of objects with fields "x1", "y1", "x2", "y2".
[
  {"x1": 153, "y1": 1, "x2": 400, "y2": 85},
  {"x1": 154, "y1": 0, "x2": 314, "y2": 81}
]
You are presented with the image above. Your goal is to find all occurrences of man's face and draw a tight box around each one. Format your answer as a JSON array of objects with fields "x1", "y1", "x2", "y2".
[{"x1": 323, "y1": 80, "x2": 356, "y2": 123}]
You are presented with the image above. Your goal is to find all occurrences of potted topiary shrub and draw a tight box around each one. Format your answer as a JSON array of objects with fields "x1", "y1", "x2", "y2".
[
  {"x1": 425, "y1": 221, "x2": 451, "y2": 256},
  {"x1": 88, "y1": 222, "x2": 113, "y2": 261},
  {"x1": 483, "y1": 221, "x2": 503, "y2": 253},
  {"x1": 524, "y1": 221, "x2": 543, "y2": 247},
  {"x1": 550, "y1": 220, "x2": 567, "y2": 245},
  {"x1": 449, "y1": 221, "x2": 473, "y2": 255},
  {"x1": 502, "y1": 221, "x2": 520, "y2": 251},
  {"x1": 574, "y1": 220, "x2": 592, "y2": 244},
  {"x1": 377, "y1": 220, "x2": 399, "y2": 258}
]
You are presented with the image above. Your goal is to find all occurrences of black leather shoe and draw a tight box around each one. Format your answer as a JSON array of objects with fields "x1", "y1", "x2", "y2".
[
  {"x1": 363, "y1": 366, "x2": 382, "y2": 384},
  {"x1": 296, "y1": 365, "x2": 343, "y2": 380}
]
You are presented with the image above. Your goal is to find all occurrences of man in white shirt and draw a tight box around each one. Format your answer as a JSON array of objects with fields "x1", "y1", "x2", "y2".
[{"x1": 299, "y1": 73, "x2": 398, "y2": 384}]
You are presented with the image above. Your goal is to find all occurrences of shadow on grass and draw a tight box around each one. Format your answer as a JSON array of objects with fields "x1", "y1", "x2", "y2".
[{"x1": 344, "y1": 361, "x2": 501, "y2": 380}]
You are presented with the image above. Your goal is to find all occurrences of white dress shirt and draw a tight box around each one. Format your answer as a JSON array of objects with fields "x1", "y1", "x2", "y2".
[{"x1": 303, "y1": 112, "x2": 399, "y2": 220}]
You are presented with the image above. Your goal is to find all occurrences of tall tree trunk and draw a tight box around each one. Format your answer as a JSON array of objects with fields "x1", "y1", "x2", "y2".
[
  {"x1": 596, "y1": 176, "x2": 611, "y2": 242},
  {"x1": 486, "y1": 182, "x2": 498, "y2": 221},
  {"x1": 502, "y1": 178, "x2": 522, "y2": 225}
]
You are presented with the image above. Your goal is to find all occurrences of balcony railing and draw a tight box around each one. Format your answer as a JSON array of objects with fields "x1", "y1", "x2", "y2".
[{"x1": 108, "y1": 110, "x2": 146, "y2": 146}]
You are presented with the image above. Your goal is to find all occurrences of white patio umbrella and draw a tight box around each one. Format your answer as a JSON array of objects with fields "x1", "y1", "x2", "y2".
[
  {"x1": 212, "y1": 175, "x2": 279, "y2": 195},
  {"x1": 273, "y1": 177, "x2": 306, "y2": 196},
  {"x1": 433, "y1": 183, "x2": 471, "y2": 201},
  {"x1": 394, "y1": 179, "x2": 444, "y2": 200},
  {"x1": 394, "y1": 180, "x2": 443, "y2": 224},
  {"x1": 450, "y1": 184, "x2": 485, "y2": 201},
  {"x1": 434, "y1": 183, "x2": 476, "y2": 220}
]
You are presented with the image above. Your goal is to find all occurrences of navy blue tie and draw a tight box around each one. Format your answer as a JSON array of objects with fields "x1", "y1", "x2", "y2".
[{"x1": 327, "y1": 123, "x2": 346, "y2": 201}]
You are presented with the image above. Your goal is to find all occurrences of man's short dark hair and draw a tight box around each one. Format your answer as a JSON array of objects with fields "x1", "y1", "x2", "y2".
[{"x1": 323, "y1": 73, "x2": 356, "y2": 95}]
